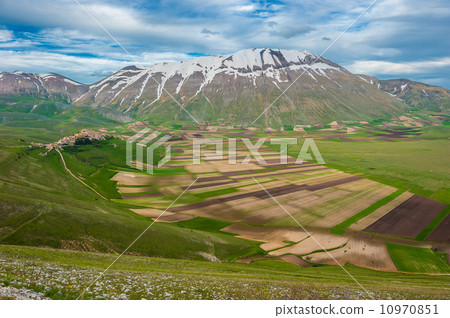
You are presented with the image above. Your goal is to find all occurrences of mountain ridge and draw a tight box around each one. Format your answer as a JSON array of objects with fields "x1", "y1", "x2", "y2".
[{"x1": 1, "y1": 48, "x2": 449, "y2": 125}]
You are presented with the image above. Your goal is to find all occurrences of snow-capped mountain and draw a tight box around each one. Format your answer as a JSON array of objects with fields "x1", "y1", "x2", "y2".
[
  {"x1": 1, "y1": 48, "x2": 448, "y2": 124},
  {"x1": 78, "y1": 48, "x2": 346, "y2": 110},
  {"x1": 0, "y1": 71, "x2": 88, "y2": 102},
  {"x1": 75, "y1": 48, "x2": 410, "y2": 124}
]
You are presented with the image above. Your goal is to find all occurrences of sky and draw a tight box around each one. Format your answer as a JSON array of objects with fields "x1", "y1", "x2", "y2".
[{"x1": 0, "y1": 0, "x2": 449, "y2": 87}]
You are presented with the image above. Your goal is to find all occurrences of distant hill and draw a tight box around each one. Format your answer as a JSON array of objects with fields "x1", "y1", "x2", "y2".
[
  {"x1": 0, "y1": 71, "x2": 88, "y2": 102},
  {"x1": 357, "y1": 75, "x2": 450, "y2": 111}
]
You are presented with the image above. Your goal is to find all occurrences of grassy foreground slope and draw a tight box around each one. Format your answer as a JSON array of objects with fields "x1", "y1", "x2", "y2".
[{"x1": 0, "y1": 244, "x2": 449, "y2": 300}]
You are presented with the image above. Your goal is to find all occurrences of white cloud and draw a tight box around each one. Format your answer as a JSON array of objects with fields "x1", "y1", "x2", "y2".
[
  {"x1": 140, "y1": 52, "x2": 193, "y2": 65},
  {"x1": 270, "y1": 25, "x2": 315, "y2": 39},
  {"x1": 231, "y1": 5, "x2": 255, "y2": 12},
  {"x1": 0, "y1": 50, "x2": 192, "y2": 84},
  {"x1": 0, "y1": 29, "x2": 13, "y2": 42},
  {"x1": 0, "y1": 0, "x2": 449, "y2": 87},
  {"x1": 346, "y1": 57, "x2": 450, "y2": 75}
]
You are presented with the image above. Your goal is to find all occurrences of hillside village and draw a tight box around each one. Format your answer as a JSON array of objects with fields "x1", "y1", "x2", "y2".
[{"x1": 31, "y1": 129, "x2": 110, "y2": 153}]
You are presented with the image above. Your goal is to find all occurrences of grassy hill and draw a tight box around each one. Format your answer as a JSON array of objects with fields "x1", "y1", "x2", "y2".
[{"x1": 0, "y1": 146, "x2": 262, "y2": 260}]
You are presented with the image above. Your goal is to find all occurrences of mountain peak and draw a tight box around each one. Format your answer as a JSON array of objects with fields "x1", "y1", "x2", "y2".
[
  {"x1": 235, "y1": 47, "x2": 315, "y2": 57},
  {"x1": 84, "y1": 47, "x2": 351, "y2": 113},
  {"x1": 129, "y1": 48, "x2": 335, "y2": 78},
  {"x1": 222, "y1": 48, "x2": 318, "y2": 71}
]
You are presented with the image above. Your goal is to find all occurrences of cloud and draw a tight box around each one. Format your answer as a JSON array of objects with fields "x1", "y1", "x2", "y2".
[
  {"x1": 201, "y1": 28, "x2": 219, "y2": 36},
  {"x1": 230, "y1": 5, "x2": 255, "y2": 12},
  {"x1": 89, "y1": 70, "x2": 115, "y2": 78},
  {"x1": 269, "y1": 25, "x2": 315, "y2": 39},
  {"x1": 0, "y1": 50, "x2": 192, "y2": 84},
  {"x1": 0, "y1": 0, "x2": 448, "y2": 87},
  {"x1": 140, "y1": 52, "x2": 193, "y2": 64},
  {"x1": 346, "y1": 57, "x2": 450, "y2": 75},
  {"x1": 0, "y1": 29, "x2": 13, "y2": 42}
]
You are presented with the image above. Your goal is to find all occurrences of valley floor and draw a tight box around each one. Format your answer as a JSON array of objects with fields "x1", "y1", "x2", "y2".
[{"x1": 0, "y1": 108, "x2": 449, "y2": 300}]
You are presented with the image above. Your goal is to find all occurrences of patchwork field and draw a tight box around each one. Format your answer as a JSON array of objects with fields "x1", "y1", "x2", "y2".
[
  {"x1": 109, "y1": 127, "x2": 449, "y2": 274},
  {"x1": 348, "y1": 191, "x2": 414, "y2": 231}
]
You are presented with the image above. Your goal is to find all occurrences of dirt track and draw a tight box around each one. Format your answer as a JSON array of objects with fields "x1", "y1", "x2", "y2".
[{"x1": 56, "y1": 149, "x2": 108, "y2": 200}]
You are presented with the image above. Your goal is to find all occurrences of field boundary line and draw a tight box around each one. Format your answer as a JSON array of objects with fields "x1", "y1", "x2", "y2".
[
  {"x1": 251, "y1": 176, "x2": 375, "y2": 299},
  {"x1": 76, "y1": 177, "x2": 199, "y2": 300},
  {"x1": 252, "y1": 0, "x2": 377, "y2": 124},
  {"x1": 56, "y1": 149, "x2": 108, "y2": 200},
  {"x1": 71, "y1": 0, "x2": 200, "y2": 124}
]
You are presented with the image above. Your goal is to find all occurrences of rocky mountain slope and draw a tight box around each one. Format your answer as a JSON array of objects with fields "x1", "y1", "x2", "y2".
[
  {"x1": 1, "y1": 48, "x2": 449, "y2": 125},
  {"x1": 0, "y1": 71, "x2": 88, "y2": 102}
]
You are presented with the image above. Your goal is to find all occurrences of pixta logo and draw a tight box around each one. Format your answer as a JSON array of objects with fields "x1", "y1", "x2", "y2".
[
  {"x1": 126, "y1": 128, "x2": 171, "y2": 174},
  {"x1": 126, "y1": 128, "x2": 325, "y2": 174},
  {"x1": 193, "y1": 137, "x2": 325, "y2": 165}
]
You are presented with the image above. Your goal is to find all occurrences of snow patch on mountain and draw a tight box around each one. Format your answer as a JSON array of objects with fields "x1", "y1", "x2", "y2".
[
  {"x1": 135, "y1": 73, "x2": 153, "y2": 101},
  {"x1": 63, "y1": 78, "x2": 83, "y2": 86},
  {"x1": 357, "y1": 75, "x2": 370, "y2": 83},
  {"x1": 95, "y1": 84, "x2": 109, "y2": 99},
  {"x1": 86, "y1": 48, "x2": 345, "y2": 105}
]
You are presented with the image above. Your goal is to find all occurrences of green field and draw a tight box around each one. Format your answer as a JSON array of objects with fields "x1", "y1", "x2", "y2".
[
  {"x1": 387, "y1": 243, "x2": 450, "y2": 274},
  {"x1": 175, "y1": 217, "x2": 233, "y2": 232},
  {"x1": 194, "y1": 187, "x2": 239, "y2": 199}
]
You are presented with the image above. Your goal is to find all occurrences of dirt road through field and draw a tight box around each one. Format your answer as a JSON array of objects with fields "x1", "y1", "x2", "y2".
[{"x1": 56, "y1": 149, "x2": 108, "y2": 200}]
